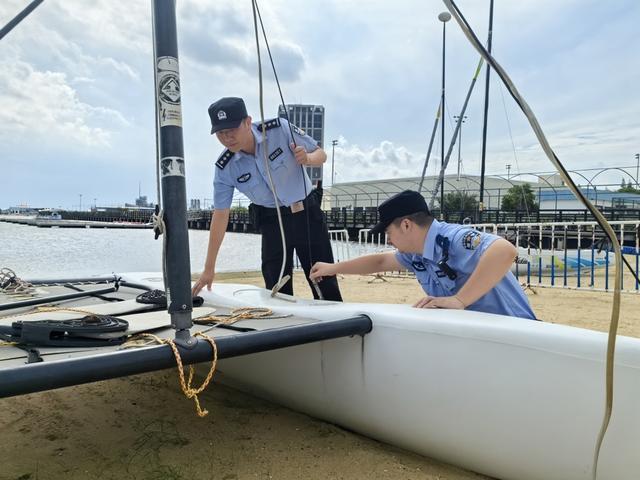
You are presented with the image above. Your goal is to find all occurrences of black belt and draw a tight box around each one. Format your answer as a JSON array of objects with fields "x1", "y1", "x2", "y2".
[{"x1": 254, "y1": 190, "x2": 320, "y2": 218}]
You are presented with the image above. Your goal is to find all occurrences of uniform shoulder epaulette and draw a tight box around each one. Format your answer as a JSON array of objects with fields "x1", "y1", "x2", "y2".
[
  {"x1": 258, "y1": 118, "x2": 281, "y2": 130},
  {"x1": 216, "y1": 149, "x2": 234, "y2": 170}
]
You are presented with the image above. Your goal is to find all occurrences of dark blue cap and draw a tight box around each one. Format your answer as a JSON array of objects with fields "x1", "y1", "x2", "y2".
[
  {"x1": 208, "y1": 97, "x2": 248, "y2": 134},
  {"x1": 369, "y1": 190, "x2": 430, "y2": 235}
]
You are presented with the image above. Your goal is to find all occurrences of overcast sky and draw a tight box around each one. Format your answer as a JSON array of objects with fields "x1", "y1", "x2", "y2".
[{"x1": 1, "y1": 0, "x2": 639, "y2": 209}]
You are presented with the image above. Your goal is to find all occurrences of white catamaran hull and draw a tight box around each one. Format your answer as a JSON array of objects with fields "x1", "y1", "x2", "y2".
[{"x1": 125, "y1": 273, "x2": 639, "y2": 480}]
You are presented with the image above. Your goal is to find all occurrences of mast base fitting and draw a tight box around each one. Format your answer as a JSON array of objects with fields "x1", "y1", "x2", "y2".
[{"x1": 173, "y1": 329, "x2": 197, "y2": 349}]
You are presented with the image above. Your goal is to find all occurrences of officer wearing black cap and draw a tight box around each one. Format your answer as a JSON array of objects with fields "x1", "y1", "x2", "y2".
[
  {"x1": 193, "y1": 97, "x2": 342, "y2": 301},
  {"x1": 310, "y1": 190, "x2": 536, "y2": 319}
]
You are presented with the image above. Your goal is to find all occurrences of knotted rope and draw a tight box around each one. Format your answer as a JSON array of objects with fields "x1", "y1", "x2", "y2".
[
  {"x1": 125, "y1": 331, "x2": 218, "y2": 418},
  {"x1": 0, "y1": 268, "x2": 35, "y2": 297}
]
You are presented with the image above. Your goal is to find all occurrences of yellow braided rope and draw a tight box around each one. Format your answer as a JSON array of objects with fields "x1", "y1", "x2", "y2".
[
  {"x1": 194, "y1": 307, "x2": 274, "y2": 325},
  {"x1": 129, "y1": 332, "x2": 218, "y2": 418}
]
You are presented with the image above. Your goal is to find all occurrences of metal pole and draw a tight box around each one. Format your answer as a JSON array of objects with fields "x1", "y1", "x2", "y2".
[
  {"x1": 479, "y1": 0, "x2": 495, "y2": 217},
  {"x1": 454, "y1": 115, "x2": 467, "y2": 179},
  {"x1": 635, "y1": 153, "x2": 639, "y2": 189},
  {"x1": 152, "y1": 0, "x2": 194, "y2": 346},
  {"x1": 418, "y1": 102, "x2": 441, "y2": 193},
  {"x1": 438, "y1": 12, "x2": 451, "y2": 219},
  {"x1": 331, "y1": 139, "x2": 338, "y2": 186},
  {"x1": 0, "y1": 0, "x2": 44, "y2": 41}
]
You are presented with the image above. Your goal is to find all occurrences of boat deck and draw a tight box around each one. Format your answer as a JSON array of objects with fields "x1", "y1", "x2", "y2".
[{"x1": 0, "y1": 281, "x2": 371, "y2": 398}]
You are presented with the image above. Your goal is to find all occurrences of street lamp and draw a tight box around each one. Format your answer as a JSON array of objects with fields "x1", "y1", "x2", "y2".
[
  {"x1": 79, "y1": 193, "x2": 82, "y2": 211},
  {"x1": 635, "y1": 153, "x2": 639, "y2": 189},
  {"x1": 331, "y1": 139, "x2": 338, "y2": 186},
  {"x1": 453, "y1": 114, "x2": 467, "y2": 180},
  {"x1": 438, "y1": 11, "x2": 451, "y2": 219},
  {"x1": 506, "y1": 164, "x2": 512, "y2": 179}
]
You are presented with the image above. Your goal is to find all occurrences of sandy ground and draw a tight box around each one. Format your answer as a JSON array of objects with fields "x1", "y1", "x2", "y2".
[{"x1": 2, "y1": 271, "x2": 639, "y2": 480}]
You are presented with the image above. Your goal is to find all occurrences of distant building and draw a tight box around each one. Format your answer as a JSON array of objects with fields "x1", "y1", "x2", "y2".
[
  {"x1": 327, "y1": 174, "x2": 640, "y2": 211},
  {"x1": 327, "y1": 175, "x2": 530, "y2": 210},
  {"x1": 135, "y1": 195, "x2": 152, "y2": 208},
  {"x1": 4, "y1": 205, "x2": 38, "y2": 215},
  {"x1": 190, "y1": 199, "x2": 201, "y2": 210},
  {"x1": 278, "y1": 104, "x2": 324, "y2": 186}
]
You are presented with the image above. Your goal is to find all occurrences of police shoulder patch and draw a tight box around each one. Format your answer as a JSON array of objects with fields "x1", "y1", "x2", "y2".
[
  {"x1": 259, "y1": 118, "x2": 281, "y2": 131},
  {"x1": 461, "y1": 230, "x2": 482, "y2": 250},
  {"x1": 216, "y1": 149, "x2": 234, "y2": 170}
]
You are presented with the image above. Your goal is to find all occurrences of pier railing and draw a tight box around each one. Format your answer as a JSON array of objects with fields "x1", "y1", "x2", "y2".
[{"x1": 324, "y1": 221, "x2": 640, "y2": 294}]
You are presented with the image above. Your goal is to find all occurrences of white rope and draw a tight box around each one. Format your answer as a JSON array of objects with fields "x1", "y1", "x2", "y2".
[
  {"x1": 250, "y1": 0, "x2": 290, "y2": 298},
  {"x1": 442, "y1": 2, "x2": 623, "y2": 478}
]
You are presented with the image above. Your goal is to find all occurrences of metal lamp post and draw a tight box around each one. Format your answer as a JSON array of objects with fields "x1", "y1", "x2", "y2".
[
  {"x1": 438, "y1": 11, "x2": 451, "y2": 219},
  {"x1": 331, "y1": 139, "x2": 338, "y2": 186},
  {"x1": 453, "y1": 114, "x2": 467, "y2": 179}
]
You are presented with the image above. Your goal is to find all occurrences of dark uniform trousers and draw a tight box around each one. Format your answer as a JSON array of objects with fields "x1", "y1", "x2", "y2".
[{"x1": 252, "y1": 191, "x2": 343, "y2": 301}]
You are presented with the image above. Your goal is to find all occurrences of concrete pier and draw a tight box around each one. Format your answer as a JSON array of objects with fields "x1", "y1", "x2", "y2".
[{"x1": 0, "y1": 215, "x2": 151, "y2": 229}]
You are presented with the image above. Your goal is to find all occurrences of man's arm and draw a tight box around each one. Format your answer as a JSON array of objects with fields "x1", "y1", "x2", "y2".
[
  {"x1": 192, "y1": 208, "x2": 230, "y2": 295},
  {"x1": 421, "y1": 238, "x2": 517, "y2": 309},
  {"x1": 290, "y1": 144, "x2": 327, "y2": 166},
  {"x1": 310, "y1": 252, "x2": 402, "y2": 280}
]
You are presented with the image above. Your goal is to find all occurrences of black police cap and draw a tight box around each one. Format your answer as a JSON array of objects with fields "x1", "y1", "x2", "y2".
[
  {"x1": 369, "y1": 190, "x2": 431, "y2": 236},
  {"x1": 208, "y1": 97, "x2": 248, "y2": 134}
]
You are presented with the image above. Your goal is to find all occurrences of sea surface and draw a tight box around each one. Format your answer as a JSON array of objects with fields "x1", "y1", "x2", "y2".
[{"x1": 0, "y1": 222, "x2": 263, "y2": 279}]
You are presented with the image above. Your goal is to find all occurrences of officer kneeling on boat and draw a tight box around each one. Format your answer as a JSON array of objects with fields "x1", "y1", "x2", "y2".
[
  {"x1": 193, "y1": 97, "x2": 342, "y2": 301},
  {"x1": 310, "y1": 190, "x2": 535, "y2": 319}
]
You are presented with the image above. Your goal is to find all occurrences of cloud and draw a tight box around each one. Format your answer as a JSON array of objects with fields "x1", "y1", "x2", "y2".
[
  {"x1": 333, "y1": 137, "x2": 420, "y2": 182},
  {"x1": 177, "y1": 1, "x2": 306, "y2": 81},
  {"x1": 0, "y1": 58, "x2": 128, "y2": 148}
]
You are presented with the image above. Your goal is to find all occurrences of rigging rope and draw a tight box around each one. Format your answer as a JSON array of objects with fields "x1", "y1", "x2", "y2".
[
  {"x1": 250, "y1": 0, "x2": 290, "y2": 297},
  {"x1": 251, "y1": 0, "x2": 324, "y2": 300},
  {"x1": 150, "y1": 0, "x2": 169, "y2": 293},
  {"x1": 418, "y1": 102, "x2": 442, "y2": 193},
  {"x1": 442, "y1": 2, "x2": 622, "y2": 479},
  {"x1": 497, "y1": 80, "x2": 532, "y2": 222},
  {"x1": 429, "y1": 58, "x2": 484, "y2": 210}
]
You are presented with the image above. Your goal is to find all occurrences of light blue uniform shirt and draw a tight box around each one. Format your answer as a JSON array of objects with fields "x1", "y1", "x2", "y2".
[
  {"x1": 395, "y1": 220, "x2": 536, "y2": 320},
  {"x1": 213, "y1": 118, "x2": 317, "y2": 209}
]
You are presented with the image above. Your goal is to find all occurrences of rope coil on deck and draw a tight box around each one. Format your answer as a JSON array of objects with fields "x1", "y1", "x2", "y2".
[
  {"x1": 0, "y1": 268, "x2": 35, "y2": 297},
  {"x1": 193, "y1": 307, "x2": 289, "y2": 325}
]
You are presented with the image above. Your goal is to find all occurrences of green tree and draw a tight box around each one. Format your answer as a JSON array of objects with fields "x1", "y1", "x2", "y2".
[
  {"x1": 501, "y1": 183, "x2": 539, "y2": 211},
  {"x1": 618, "y1": 178, "x2": 640, "y2": 194},
  {"x1": 442, "y1": 191, "x2": 478, "y2": 212}
]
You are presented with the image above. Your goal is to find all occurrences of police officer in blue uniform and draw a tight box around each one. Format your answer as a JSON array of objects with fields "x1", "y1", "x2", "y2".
[
  {"x1": 310, "y1": 190, "x2": 536, "y2": 319},
  {"x1": 192, "y1": 97, "x2": 342, "y2": 301}
]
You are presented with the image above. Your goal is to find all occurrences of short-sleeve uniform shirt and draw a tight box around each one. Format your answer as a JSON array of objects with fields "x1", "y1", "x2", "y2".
[
  {"x1": 213, "y1": 118, "x2": 318, "y2": 209},
  {"x1": 395, "y1": 220, "x2": 536, "y2": 319}
]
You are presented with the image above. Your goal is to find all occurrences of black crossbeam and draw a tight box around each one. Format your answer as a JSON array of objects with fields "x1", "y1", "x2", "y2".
[{"x1": 0, "y1": 315, "x2": 372, "y2": 398}]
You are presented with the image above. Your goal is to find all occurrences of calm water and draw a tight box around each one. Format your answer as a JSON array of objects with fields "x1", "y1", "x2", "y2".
[{"x1": 0, "y1": 222, "x2": 263, "y2": 279}]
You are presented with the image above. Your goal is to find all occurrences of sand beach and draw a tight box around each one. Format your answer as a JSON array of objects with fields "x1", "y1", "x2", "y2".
[{"x1": 1, "y1": 271, "x2": 639, "y2": 480}]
